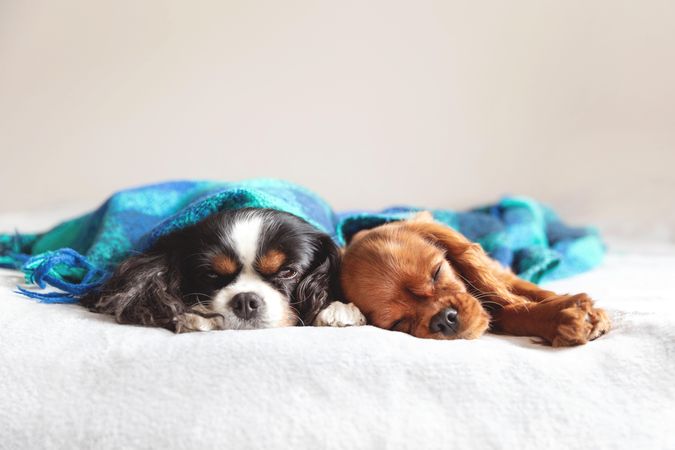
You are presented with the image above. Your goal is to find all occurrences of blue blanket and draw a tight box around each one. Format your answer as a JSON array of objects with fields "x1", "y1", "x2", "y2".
[{"x1": 0, "y1": 179, "x2": 604, "y2": 303}]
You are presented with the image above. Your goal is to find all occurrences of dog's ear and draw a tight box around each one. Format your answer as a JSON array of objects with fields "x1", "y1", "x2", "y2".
[
  {"x1": 405, "y1": 221, "x2": 517, "y2": 304},
  {"x1": 80, "y1": 251, "x2": 186, "y2": 330},
  {"x1": 294, "y1": 234, "x2": 341, "y2": 324},
  {"x1": 349, "y1": 229, "x2": 370, "y2": 245},
  {"x1": 408, "y1": 210, "x2": 435, "y2": 223}
]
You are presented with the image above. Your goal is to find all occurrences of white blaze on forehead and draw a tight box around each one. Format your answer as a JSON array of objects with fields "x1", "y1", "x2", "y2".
[{"x1": 228, "y1": 213, "x2": 264, "y2": 268}]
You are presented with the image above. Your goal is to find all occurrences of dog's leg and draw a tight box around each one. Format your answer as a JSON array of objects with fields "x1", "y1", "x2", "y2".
[
  {"x1": 174, "y1": 305, "x2": 223, "y2": 333},
  {"x1": 504, "y1": 275, "x2": 559, "y2": 302},
  {"x1": 490, "y1": 293, "x2": 610, "y2": 346},
  {"x1": 493, "y1": 274, "x2": 611, "y2": 346},
  {"x1": 313, "y1": 301, "x2": 366, "y2": 327}
]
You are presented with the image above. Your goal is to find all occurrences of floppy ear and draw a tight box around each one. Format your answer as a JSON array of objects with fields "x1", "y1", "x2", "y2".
[
  {"x1": 293, "y1": 234, "x2": 341, "y2": 324},
  {"x1": 349, "y1": 229, "x2": 370, "y2": 245},
  {"x1": 349, "y1": 211, "x2": 433, "y2": 244},
  {"x1": 409, "y1": 210, "x2": 435, "y2": 223},
  {"x1": 80, "y1": 251, "x2": 187, "y2": 330},
  {"x1": 405, "y1": 220, "x2": 521, "y2": 306}
]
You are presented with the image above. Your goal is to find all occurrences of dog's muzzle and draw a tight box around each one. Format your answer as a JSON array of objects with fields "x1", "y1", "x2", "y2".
[
  {"x1": 429, "y1": 307, "x2": 459, "y2": 336},
  {"x1": 230, "y1": 292, "x2": 264, "y2": 320}
]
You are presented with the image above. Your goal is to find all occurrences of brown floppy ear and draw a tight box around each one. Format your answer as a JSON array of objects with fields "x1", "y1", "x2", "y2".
[
  {"x1": 404, "y1": 220, "x2": 524, "y2": 307},
  {"x1": 349, "y1": 229, "x2": 370, "y2": 244},
  {"x1": 349, "y1": 211, "x2": 433, "y2": 244}
]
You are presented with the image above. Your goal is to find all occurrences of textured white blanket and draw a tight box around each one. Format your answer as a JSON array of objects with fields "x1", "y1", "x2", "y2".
[{"x1": 1, "y1": 227, "x2": 674, "y2": 449}]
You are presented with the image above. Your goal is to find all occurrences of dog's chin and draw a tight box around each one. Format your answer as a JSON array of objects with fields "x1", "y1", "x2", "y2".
[
  {"x1": 411, "y1": 327, "x2": 487, "y2": 341},
  {"x1": 406, "y1": 313, "x2": 489, "y2": 341}
]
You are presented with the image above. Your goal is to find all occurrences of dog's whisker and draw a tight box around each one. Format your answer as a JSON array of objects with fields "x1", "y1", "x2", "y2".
[
  {"x1": 287, "y1": 304, "x2": 304, "y2": 326},
  {"x1": 473, "y1": 292, "x2": 502, "y2": 299},
  {"x1": 478, "y1": 300, "x2": 503, "y2": 308}
]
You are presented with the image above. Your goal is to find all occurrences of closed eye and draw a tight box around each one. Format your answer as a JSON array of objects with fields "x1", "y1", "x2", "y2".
[
  {"x1": 432, "y1": 263, "x2": 442, "y2": 283},
  {"x1": 204, "y1": 270, "x2": 237, "y2": 284},
  {"x1": 389, "y1": 318, "x2": 411, "y2": 332}
]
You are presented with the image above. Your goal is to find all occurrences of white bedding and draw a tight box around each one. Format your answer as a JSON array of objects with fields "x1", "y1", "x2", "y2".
[{"x1": 1, "y1": 213, "x2": 674, "y2": 449}]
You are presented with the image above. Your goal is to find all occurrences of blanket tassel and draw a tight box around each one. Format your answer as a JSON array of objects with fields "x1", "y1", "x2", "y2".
[{"x1": 17, "y1": 249, "x2": 109, "y2": 304}]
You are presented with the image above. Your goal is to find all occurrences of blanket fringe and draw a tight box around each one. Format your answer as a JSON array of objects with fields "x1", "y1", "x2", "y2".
[{"x1": 18, "y1": 249, "x2": 109, "y2": 304}]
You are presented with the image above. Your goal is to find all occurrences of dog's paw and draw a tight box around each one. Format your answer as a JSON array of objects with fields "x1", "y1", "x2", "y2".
[
  {"x1": 587, "y1": 307, "x2": 611, "y2": 341},
  {"x1": 313, "y1": 301, "x2": 367, "y2": 327},
  {"x1": 545, "y1": 294, "x2": 610, "y2": 347},
  {"x1": 174, "y1": 312, "x2": 222, "y2": 333}
]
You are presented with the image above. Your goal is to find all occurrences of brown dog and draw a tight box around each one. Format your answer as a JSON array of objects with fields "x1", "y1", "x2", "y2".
[{"x1": 340, "y1": 212, "x2": 610, "y2": 346}]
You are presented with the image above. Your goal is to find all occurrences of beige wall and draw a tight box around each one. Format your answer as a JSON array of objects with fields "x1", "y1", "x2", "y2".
[{"x1": 1, "y1": 1, "x2": 674, "y2": 235}]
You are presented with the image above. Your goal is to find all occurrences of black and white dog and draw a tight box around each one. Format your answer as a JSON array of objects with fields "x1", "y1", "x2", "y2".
[{"x1": 81, "y1": 209, "x2": 364, "y2": 332}]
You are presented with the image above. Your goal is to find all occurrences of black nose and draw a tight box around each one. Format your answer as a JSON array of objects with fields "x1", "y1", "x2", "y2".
[
  {"x1": 429, "y1": 308, "x2": 459, "y2": 336},
  {"x1": 230, "y1": 292, "x2": 263, "y2": 320}
]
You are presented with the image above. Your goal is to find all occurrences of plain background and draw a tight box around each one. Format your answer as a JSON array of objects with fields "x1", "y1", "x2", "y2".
[{"x1": 1, "y1": 1, "x2": 673, "y2": 238}]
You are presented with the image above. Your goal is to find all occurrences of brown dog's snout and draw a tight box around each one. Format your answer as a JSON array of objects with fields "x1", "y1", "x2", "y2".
[{"x1": 429, "y1": 307, "x2": 459, "y2": 336}]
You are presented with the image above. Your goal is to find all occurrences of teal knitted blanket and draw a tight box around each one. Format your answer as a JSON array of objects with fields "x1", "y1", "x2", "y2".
[{"x1": 0, "y1": 179, "x2": 604, "y2": 303}]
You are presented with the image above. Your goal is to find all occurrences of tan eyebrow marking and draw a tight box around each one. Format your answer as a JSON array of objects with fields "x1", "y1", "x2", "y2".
[
  {"x1": 212, "y1": 254, "x2": 238, "y2": 275},
  {"x1": 258, "y1": 249, "x2": 287, "y2": 275}
]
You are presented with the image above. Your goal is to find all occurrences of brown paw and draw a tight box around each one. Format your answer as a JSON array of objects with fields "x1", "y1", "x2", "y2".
[
  {"x1": 545, "y1": 294, "x2": 610, "y2": 347},
  {"x1": 587, "y1": 307, "x2": 611, "y2": 341}
]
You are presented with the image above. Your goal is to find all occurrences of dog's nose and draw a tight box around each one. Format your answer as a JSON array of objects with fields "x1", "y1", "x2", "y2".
[
  {"x1": 429, "y1": 307, "x2": 459, "y2": 336},
  {"x1": 230, "y1": 292, "x2": 262, "y2": 320}
]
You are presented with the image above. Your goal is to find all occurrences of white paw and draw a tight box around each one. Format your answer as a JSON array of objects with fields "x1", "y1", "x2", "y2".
[
  {"x1": 313, "y1": 301, "x2": 367, "y2": 327},
  {"x1": 174, "y1": 311, "x2": 222, "y2": 333}
]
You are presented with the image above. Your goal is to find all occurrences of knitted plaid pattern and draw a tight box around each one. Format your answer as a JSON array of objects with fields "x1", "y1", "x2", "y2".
[{"x1": 0, "y1": 179, "x2": 603, "y2": 303}]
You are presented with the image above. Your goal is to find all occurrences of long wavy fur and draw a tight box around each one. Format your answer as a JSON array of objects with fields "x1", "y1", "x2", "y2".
[
  {"x1": 81, "y1": 233, "x2": 341, "y2": 331},
  {"x1": 293, "y1": 234, "x2": 342, "y2": 324},
  {"x1": 80, "y1": 252, "x2": 189, "y2": 331}
]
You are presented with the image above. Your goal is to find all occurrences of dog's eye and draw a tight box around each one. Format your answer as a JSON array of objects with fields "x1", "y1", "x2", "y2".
[
  {"x1": 277, "y1": 267, "x2": 297, "y2": 279},
  {"x1": 389, "y1": 319, "x2": 405, "y2": 331},
  {"x1": 205, "y1": 271, "x2": 220, "y2": 280},
  {"x1": 432, "y1": 263, "x2": 442, "y2": 282}
]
